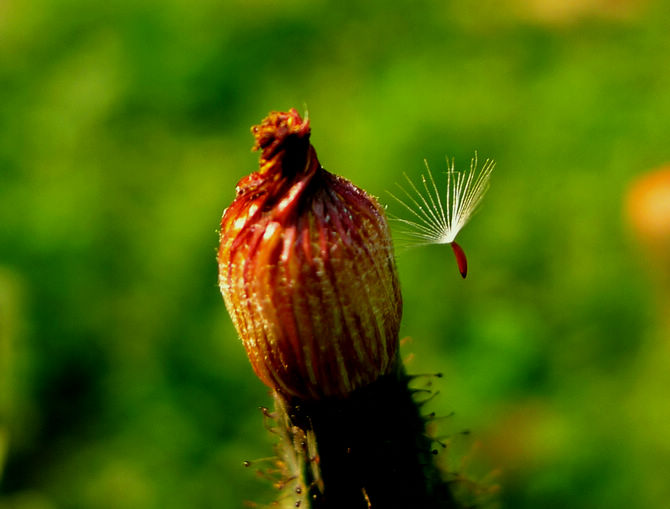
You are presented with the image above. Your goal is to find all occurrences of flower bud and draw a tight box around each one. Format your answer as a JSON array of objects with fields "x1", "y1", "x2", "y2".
[{"x1": 218, "y1": 109, "x2": 402, "y2": 400}]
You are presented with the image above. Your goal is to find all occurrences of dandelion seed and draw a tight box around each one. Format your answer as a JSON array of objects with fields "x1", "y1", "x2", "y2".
[{"x1": 388, "y1": 153, "x2": 494, "y2": 278}]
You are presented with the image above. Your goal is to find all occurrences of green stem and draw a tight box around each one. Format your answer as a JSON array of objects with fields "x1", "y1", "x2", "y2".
[{"x1": 273, "y1": 363, "x2": 460, "y2": 509}]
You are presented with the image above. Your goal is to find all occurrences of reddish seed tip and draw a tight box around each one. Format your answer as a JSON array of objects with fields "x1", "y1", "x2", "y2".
[{"x1": 450, "y1": 242, "x2": 468, "y2": 278}]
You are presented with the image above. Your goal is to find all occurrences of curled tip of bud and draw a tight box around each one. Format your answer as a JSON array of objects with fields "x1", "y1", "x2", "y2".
[{"x1": 251, "y1": 108, "x2": 311, "y2": 162}]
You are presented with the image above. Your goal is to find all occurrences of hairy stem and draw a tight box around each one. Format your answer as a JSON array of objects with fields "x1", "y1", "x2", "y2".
[{"x1": 273, "y1": 363, "x2": 459, "y2": 509}]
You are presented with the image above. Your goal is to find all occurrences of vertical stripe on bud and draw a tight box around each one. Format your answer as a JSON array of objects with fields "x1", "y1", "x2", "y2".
[{"x1": 218, "y1": 109, "x2": 402, "y2": 400}]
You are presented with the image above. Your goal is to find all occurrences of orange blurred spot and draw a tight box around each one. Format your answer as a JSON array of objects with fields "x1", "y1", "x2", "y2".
[
  {"x1": 626, "y1": 165, "x2": 670, "y2": 325},
  {"x1": 627, "y1": 165, "x2": 670, "y2": 253},
  {"x1": 515, "y1": 0, "x2": 646, "y2": 26}
]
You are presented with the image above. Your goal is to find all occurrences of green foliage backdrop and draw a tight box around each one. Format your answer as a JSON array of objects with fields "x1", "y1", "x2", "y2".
[{"x1": 2, "y1": 0, "x2": 670, "y2": 507}]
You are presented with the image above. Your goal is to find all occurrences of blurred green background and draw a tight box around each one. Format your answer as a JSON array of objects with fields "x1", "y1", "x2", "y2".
[{"x1": 2, "y1": 0, "x2": 670, "y2": 507}]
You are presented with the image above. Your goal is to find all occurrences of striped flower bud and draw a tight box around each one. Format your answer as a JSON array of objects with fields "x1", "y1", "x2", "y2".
[{"x1": 218, "y1": 109, "x2": 402, "y2": 400}]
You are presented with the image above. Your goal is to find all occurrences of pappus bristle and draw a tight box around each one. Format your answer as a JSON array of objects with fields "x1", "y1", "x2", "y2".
[{"x1": 388, "y1": 154, "x2": 494, "y2": 277}]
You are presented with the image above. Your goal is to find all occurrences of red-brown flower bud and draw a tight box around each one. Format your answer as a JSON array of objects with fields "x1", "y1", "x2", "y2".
[{"x1": 218, "y1": 109, "x2": 402, "y2": 400}]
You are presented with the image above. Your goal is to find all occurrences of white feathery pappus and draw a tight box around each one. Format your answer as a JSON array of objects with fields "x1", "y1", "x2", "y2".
[{"x1": 388, "y1": 153, "x2": 494, "y2": 278}]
